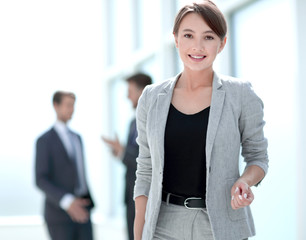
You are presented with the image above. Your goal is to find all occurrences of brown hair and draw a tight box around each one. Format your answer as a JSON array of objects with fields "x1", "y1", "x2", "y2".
[
  {"x1": 126, "y1": 73, "x2": 152, "y2": 90},
  {"x1": 53, "y1": 91, "x2": 76, "y2": 105},
  {"x1": 173, "y1": 0, "x2": 227, "y2": 40}
]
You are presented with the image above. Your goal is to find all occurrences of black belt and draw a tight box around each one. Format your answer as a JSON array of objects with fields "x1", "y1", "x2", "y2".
[{"x1": 162, "y1": 191, "x2": 206, "y2": 209}]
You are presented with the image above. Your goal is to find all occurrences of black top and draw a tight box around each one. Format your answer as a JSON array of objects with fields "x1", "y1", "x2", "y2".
[{"x1": 163, "y1": 104, "x2": 210, "y2": 199}]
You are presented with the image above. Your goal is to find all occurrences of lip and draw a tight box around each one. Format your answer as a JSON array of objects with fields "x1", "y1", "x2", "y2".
[{"x1": 188, "y1": 54, "x2": 206, "y2": 62}]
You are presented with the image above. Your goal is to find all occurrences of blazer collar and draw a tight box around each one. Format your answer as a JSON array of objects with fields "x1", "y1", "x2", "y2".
[
  {"x1": 212, "y1": 71, "x2": 223, "y2": 90},
  {"x1": 161, "y1": 71, "x2": 223, "y2": 94},
  {"x1": 160, "y1": 73, "x2": 181, "y2": 95}
]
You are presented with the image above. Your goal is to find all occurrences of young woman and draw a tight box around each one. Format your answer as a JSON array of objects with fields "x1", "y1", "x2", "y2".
[{"x1": 133, "y1": 1, "x2": 269, "y2": 240}]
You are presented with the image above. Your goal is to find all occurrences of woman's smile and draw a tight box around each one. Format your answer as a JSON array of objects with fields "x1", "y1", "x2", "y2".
[{"x1": 188, "y1": 54, "x2": 207, "y2": 62}]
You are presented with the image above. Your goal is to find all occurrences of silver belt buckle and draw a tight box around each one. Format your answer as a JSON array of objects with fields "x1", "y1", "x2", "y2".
[{"x1": 184, "y1": 197, "x2": 202, "y2": 209}]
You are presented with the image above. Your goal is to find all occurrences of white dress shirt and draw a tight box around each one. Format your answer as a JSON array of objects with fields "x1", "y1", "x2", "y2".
[{"x1": 54, "y1": 120, "x2": 88, "y2": 210}]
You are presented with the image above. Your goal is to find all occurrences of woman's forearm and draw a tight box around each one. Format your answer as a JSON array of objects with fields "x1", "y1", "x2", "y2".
[{"x1": 134, "y1": 195, "x2": 148, "y2": 240}]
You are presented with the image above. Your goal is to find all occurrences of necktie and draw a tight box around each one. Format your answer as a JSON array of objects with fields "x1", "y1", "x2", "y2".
[
  {"x1": 67, "y1": 129, "x2": 88, "y2": 196},
  {"x1": 128, "y1": 119, "x2": 137, "y2": 145},
  {"x1": 67, "y1": 129, "x2": 77, "y2": 162}
]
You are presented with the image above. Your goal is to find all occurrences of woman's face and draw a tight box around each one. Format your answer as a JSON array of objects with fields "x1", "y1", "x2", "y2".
[{"x1": 174, "y1": 13, "x2": 226, "y2": 73}]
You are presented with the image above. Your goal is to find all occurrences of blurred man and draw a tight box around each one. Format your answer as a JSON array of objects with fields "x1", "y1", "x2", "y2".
[
  {"x1": 102, "y1": 73, "x2": 152, "y2": 240},
  {"x1": 35, "y1": 91, "x2": 94, "y2": 240}
]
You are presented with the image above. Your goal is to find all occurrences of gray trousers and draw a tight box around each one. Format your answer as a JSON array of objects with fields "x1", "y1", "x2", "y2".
[
  {"x1": 153, "y1": 201, "x2": 248, "y2": 240},
  {"x1": 153, "y1": 201, "x2": 214, "y2": 240}
]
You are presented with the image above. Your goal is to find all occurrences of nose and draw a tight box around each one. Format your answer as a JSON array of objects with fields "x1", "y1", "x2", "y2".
[{"x1": 192, "y1": 39, "x2": 204, "y2": 52}]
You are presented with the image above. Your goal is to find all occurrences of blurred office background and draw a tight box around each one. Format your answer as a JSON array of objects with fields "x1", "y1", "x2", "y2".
[{"x1": 0, "y1": 0, "x2": 305, "y2": 239}]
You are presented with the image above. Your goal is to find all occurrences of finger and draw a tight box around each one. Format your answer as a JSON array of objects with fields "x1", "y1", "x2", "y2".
[
  {"x1": 231, "y1": 185, "x2": 238, "y2": 196},
  {"x1": 241, "y1": 187, "x2": 254, "y2": 202},
  {"x1": 75, "y1": 215, "x2": 88, "y2": 223},
  {"x1": 77, "y1": 212, "x2": 89, "y2": 223},
  {"x1": 238, "y1": 194, "x2": 253, "y2": 208},
  {"x1": 237, "y1": 193, "x2": 245, "y2": 205},
  {"x1": 74, "y1": 198, "x2": 89, "y2": 208},
  {"x1": 231, "y1": 191, "x2": 241, "y2": 209},
  {"x1": 233, "y1": 186, "x2": 242, "y2": 202},
  {"x1": 75, "y1": 209, "x2": 89, "y2": 223},
  {"x1": 231, "y1": 186, "x2": 240, "y2": 202},
  {"x1": 232, "y1": 196, "x2": 240, "y2": 210},
  {"x1": 103, "y1": 138, "x2": 114, "y2": 145},
  {"x1": 80, "y1": 212, "x2": 89, "y2": 223},
  {"x1": 101, "y1": 136, "x2": 109, "y2": 142},
  {"x1": 80, "y1": 199, "x2": 91, "y2": 206},
  {"x1": 230, "y1": 186, "x2": 239, "y2": 208},
  {"x1": 231, "y1": 196, "x2": 237, "y2": 209},
  {"x1": 244, "y1": 192, "x2": 254, "y2": 203},
  {"x1": 232, "y1": 193, "x2": 247, "y2": 209},
  {"x1": 70, "y1": 215, "x2": 77, "y2": 222}
]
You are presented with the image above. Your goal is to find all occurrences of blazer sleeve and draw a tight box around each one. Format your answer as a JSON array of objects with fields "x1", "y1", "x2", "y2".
[
  {"x1": 122, "y1": 120, "x2": 139, "y2": 170},
  {"x1": 35, "y1": 136, "x2": 68, "y2": 206},
  {"x1": 239, "y1": 81, "x2": 269, "y2": 178},
  {"x1": 133, "y1": 87, "x2": 152, "y2": 200}
]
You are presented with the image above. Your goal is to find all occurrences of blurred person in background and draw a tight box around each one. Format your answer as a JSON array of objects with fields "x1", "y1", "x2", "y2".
[
  {"x1": 133, "y1": 1, "x2": 269, "y2": 240},
  {"x1": 35, "y1": 91, "x2": 94, "y2": 240},
  {"x1": 102, "y1": 73, "x2": 152, "y2": 240}
]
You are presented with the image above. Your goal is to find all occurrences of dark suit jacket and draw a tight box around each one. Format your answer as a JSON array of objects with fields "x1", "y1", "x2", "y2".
[
  {"x1": 122, "y1": 119, "x2": 138, "y2": 205},
  {"x1": 35, "y1": 128, "x2": 93, "y2": 224}
]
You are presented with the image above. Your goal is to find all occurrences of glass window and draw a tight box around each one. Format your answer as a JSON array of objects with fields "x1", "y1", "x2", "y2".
[
  {"x1": 231, "y1": 0, "x2": 297, "y2": 239},
  {"x1": 105, "y1": 0, "x2": 183, "y2": 222},
  {"x1": 107, "y1": 0, "x2": 134, "y2": 66},
  {"x1": 107, "y1": 76, "x2": 133, "y2": 217}
]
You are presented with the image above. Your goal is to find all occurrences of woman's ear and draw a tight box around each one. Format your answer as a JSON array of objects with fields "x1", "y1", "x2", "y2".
[
  {"x1": 218, "y1": 36, "x2": 227, "y2": 53},
  {"x1": 173, "y1": 33, "x2": 178, "y2": 48}
]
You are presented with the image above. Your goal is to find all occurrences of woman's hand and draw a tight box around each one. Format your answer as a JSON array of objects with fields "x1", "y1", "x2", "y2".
[
  {"x1": 230, "y1": 179, "x2": 254, "y2": 210},
  {"x1": 230, "y1": 165, "x2": 265, "y2": 210}
]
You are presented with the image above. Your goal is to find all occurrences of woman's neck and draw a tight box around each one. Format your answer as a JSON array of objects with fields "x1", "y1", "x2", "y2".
[{"x1": 177, "y1": 68, "x2": 214, "y2": 90}]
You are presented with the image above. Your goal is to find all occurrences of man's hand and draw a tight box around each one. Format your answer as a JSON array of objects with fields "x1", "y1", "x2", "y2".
[
  {"x1": 67, "y1": 198, "x2": 90, "y2": 223},
  {"x1": 102, "y1": 135, "x2": 123, "y2": 157},
  {"x1": 230, "y1": 179, "x2": 254, "y2": 210}
]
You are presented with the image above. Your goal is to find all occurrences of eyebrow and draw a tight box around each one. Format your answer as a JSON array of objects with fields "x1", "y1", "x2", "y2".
[{"x1": 182, "y1": 29, "x2": 215, "y2": 34}]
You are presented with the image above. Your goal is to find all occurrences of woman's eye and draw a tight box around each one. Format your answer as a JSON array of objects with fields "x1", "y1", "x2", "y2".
[
  {"x1": 205, "y1": 36, "x2": 214, "y2": 40},
  {"x1": 184, "y1": 34, "x2": 192, "y2": 39}
]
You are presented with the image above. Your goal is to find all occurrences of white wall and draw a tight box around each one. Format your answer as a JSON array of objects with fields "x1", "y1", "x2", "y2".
[{"x1": 0, "y1": 0, "x2": 111, "y2": 231}]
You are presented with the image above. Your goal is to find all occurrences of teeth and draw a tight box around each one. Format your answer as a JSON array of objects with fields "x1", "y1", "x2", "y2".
[{"x1": 190, "y1": 55, "x2": 205, "y2": 59}]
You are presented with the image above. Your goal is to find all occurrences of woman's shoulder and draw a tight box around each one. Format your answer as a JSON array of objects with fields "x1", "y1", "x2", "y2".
[
  {"x1": 215, "y1": 73, "x2": 256, "y2": 98},
  {"x1": 216, "y1": 72, "x2": 250, "y2": 88},
  {"x1": 216, "y1": 72, "x2": 262, "y2": 103},
  {"x1": 145, "y1": 75, "x2": 177, "y2": 92},
  {"x1": 142, "y1": 74, "x2": 178, "y2": 100},
  {"x1": 137, "y1": 75, "x2": 177, "y2": 109}
]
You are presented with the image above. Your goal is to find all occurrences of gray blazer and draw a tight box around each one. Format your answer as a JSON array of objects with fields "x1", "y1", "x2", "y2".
[{"x1": 134, "y1": 72, "x2": 269, "y2": 240}]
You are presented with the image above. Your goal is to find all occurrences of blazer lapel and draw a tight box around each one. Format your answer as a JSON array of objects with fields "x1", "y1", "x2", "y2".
[
  {"x1": 51, "y1": 128, "x2": 71, "y2": 162},
  {"x1": 155, "y1": 75, "x2": 180, "y2": 169},
  {"x1": 206, "y1": 73, "x2": 225, "y2": 167}
]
